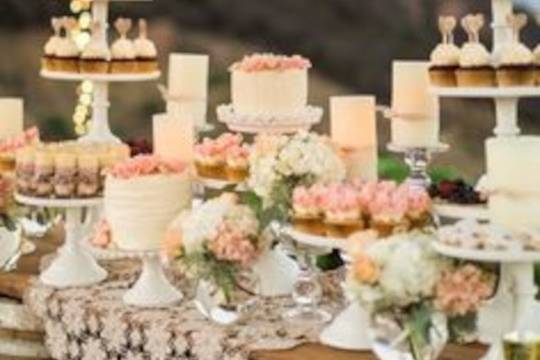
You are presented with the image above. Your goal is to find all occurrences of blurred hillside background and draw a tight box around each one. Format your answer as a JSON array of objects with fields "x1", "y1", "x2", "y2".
[{"x1": 0, "y1": 0, "x2": 539, "y2": 180}]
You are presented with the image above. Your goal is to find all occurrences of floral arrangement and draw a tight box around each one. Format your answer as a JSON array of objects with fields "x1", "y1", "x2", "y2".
[
  {"x1": 230, "y1": 53, "x2": 312, "y2": 72},
  {"x1": 163, "y1": 193, "x2": 265, "y2": 302},
  {"x1": 246, "y1": 132, "x2": 346, "y2": 225},
  {"x1": 107, "y1": 154, "x2": 188, "y2": 179},
  {"x1": 0, "y1": 127, "x2": 40, "y2": 155},
  {"x1": 347, "y1": 231, "x2": 495, "y2": 359}
]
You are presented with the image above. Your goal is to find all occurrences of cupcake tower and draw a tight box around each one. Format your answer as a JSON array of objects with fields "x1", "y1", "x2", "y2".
[
  {"x1": 42, "y1": 17, "x2": 159, "y2": 75},
  {"x1": 429, "y1": 13, "x2": 539, "y2": 88}
]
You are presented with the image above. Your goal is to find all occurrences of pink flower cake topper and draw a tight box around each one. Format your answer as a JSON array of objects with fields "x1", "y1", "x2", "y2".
[{"x1": 230, "y1": 53, "x2": 312, "y2": 72}]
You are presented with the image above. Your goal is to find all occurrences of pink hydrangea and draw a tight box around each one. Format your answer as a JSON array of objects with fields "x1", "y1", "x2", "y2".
[
  {"x1": 230, "y1": 53, "x2": 312, "y2": 72},
  {"x1": 435, "y1": 264, "x2": 494, "y2": 316},
  {"x1": 92, "y1": 219, "x2": 111, "y2": 248},
  {"x1": 0, "y1": 127, "x2": 40, "y2": 153},
  {"x1": 208, "y1": 223, "x2": 259, "y2": 267}
]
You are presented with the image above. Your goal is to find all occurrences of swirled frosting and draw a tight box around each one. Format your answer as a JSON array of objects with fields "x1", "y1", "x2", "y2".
[
  {"x1": 134, "y1": 37, "x2": 157, "y2": 58},
  {"x1": 44, "y1": 35, "x2": 61, "y2": 56},
  {"x1": 81, "y1": 39, "x2": 110, "y2": 60},
  {"x1": 430, "y1": 43, "x2": 460, "y2": 66},
  {"x1": 459, "y1": 42, "x2": 492, "y2": 68},
  {"x1": 55, "y1": 37, "x2": 80, "y2": 58},
  {"x1": 111, "y1": 38, "x2": 136, "y2": 60},
  {"x1": 533, "y1": 44, "x2": 540, "y2": 65},
  {"x1": 500, "y1": 42, "x2": 534, "y2": 65}
]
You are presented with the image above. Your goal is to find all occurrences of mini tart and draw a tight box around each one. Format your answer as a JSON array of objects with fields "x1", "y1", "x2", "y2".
[
  {"x1": 429, "y1": 43, "x2": 460, "y2": 87},
  {"x1": 457, "y1": 43, "x2": 495, "y2": 87},
  {"x1": 496, "y1": 43, "x2": 535, "y2": 87}
]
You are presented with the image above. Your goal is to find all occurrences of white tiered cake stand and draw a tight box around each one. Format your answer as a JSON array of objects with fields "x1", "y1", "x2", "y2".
[
  {"x1": 15, "y1": 194, "x2": 107, "y2": 288},
  {"x1": 281, "y1": 225, "x2": 372, "y2": 350},
  {"x1": 42, "y1": 0, "x2": 160, "y2": 144},
  {"x1": 433, "y1": 240, "x2": 540, "y2": 360}
]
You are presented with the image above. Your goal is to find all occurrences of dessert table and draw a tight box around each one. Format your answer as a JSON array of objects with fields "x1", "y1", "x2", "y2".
[{"x1": 0, "y1": 229, "x2": 487, "y2": 360}]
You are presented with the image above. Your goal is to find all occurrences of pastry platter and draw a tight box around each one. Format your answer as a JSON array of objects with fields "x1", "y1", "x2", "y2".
[
  {"x1": 434, "y1": 202, "x2": 489, "y2": 221},
  {"x1": 433, "y1": 241, "x2": 540, "y2": 263}
]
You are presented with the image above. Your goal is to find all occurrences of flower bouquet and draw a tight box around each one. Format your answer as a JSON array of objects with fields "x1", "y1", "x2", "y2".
[
  {"x1": 347, "y1": 231, "x2": 494, "y2": 360},
  {"x1": 164, "y1": 193, "x2": 266, "y2": 314}
]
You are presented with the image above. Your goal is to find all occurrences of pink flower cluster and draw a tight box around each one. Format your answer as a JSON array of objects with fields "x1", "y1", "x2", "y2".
[
  {"x1": 92, "y1": 219, "x2": 111, "y2": 248},
  {"x1": 195, "y1": 133, "x2": 244, "y2": 158},
  {"x1": 292, "y1": 180, "x2": 432, "y2": 219},
  {"x1": 208, "y1": 222, "x2": 259, "y2": 267},
  {"x1": 108, "y1": 155, "x2": 187, "y2": 179},
  {"x1": 435, "y1": 264, "x2": 494, "y2": 316},
  {"x1": 230, "y1": 53, "x2": 312, "y2": 72},
  {"x1": 0, "y1": 127, "x2": 40, "y2": 153}
]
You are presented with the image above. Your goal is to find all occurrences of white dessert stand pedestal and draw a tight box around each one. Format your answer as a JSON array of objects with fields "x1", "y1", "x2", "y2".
[
  {"x1": 281, "y1": 226, "x2": 372, "y2": 350},
  {"x1": 387, "y1": 143, "x2": 449, "y2": 190},
  {"x1": 15, "y1": 194, "x2": 107, "y2": 288},
  {"x1": 433, "y1": 241, "x2": 540, "y2": 360}
]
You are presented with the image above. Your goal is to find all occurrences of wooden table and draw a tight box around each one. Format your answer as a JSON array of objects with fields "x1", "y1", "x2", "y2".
[{"x1": 0, "y1": 227, "x2": 486, "y2": 360}]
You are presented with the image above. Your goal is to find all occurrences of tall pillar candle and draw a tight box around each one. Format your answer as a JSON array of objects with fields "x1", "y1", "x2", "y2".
[
  {"x1": 486, "y1": 136, "x2": 540, "y2": 229},
  {"x1": 153, "y1": 113, "x2": 194, "y2": 164},
  {"x1": 167, "y1": 54, "x2": 209, "y2": 128},
  {"x1": 330, "y1": 96, "x2": 377, "y2": 181},
  {"x1": 0, "y1": 98, "x2": 23, "y2": 140},
  {"x1": 391, "y1": 61, "x2": 440, "y2": 148}
]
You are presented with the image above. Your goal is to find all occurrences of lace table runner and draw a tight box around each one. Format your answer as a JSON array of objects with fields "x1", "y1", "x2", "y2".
[{"x1": 25, "y1": 260, "x2": 344, "y2": 360}]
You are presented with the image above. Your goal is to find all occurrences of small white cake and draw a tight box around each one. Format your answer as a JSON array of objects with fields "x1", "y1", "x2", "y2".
[
  {"x1": 230, "y1": 54, "x2": 310, "y2": 115},
  {"x1": 486, "y1": 136, "x2": 540, "y2": 229},
  {"x1": 104, "y1": 155, "x2": 192, "y2": 251}
]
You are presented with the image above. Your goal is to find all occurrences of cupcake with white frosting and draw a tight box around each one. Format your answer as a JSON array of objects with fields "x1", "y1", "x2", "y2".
[
  {"x1": 497, "y1": 14, "x2": 535, "y2": 87},
  {"x1": 80, "y1": 21, "x2": 110, "y2": 74},
  {"x1": 456, "y1": 14, "x2": 495, "y2": 87},
  {"x1": 42, "y1": 18, "x2": 62, "y2": 72},
  {"x1": 429, "y1": 16, "x2": 460, "y2": 87},
  {"x1": 55, "y1": 17, "x2": 80, "y2": 73},
  {"x1": 111, "y1": 18, "x2": 137, "y2": 74},
  {"x1": 134, "y1": 19, "x2": 159, "y2": 73}
]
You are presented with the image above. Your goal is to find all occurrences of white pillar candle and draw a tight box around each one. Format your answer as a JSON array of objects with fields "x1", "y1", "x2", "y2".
[
  {"x1": 391, "y1": 61, "x2": 440, "y2": 147},
  {"x1": 486, "y1": 136, "x2": 540, "y2": 229},
  {"x1": 153, "y1": 113, "x2": 194, "y2": 164},
  {"x1": 0, "y1": 98, "x2": 23, "y2": 140},
  {"x1": 330, "y1": 96, "x2": 377, "y2": 181},
  {"x1": 167, "y1": 54, "x2": 209, "y2": 128}
]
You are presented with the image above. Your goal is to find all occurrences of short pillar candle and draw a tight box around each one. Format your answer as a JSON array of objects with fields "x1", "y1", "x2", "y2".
[
  {"x1": 153, "y1": 113, "x2": 194, "y2": 164},
  {"x1": 0, "y1": 98, "x2": 23, "y2": 140},
  {"x1": 330, "y1": 95, "x2": 378, "y2": 181}
]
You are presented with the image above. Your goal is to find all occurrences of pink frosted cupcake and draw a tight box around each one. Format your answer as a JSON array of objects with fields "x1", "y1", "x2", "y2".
[
  {"x1": 194, "y1": 139, "x2": 226, "y2": 179},
  {"x1": 292, "y1": 185, "x2": 326, "y2": 235},
  {"x1": 322, "y1": 184, "x2": 364, "y2": 238},
  {"x1": 226, "y1": 145, "x2": 250, "y2": 182},
  {"x1": 400, "y1": 184, "x2": 433, "y2": 228},
  {"x1": 368, "y1": 190, "x2": 410, "y2": 237}
]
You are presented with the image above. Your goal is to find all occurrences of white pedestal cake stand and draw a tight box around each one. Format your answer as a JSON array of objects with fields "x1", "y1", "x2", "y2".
[
  {"x1": 282, "y1": 226, "x2": 372, "y2": 350},
  {"x1": 15, "y1": 194, "x2": 107, "y2": 288},
  {"x1": 433, "y1": 241, "x2": 540, "y2": 360}
]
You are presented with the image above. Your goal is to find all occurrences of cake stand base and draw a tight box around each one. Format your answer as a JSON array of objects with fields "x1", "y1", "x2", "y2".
[
  {"x1": 319, "y1": 302, "x2": 372, "y2": 350},
  {"x1": 123, "y1": 252, "x2": 183, "y2": 308}
]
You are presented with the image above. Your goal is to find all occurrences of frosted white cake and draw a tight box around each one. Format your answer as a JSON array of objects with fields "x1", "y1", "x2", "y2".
[
  {"x1": 104, "y1": 156, "x2": 192, "y2": 251},
  {"x1": 229, "y1": 54, "x2": 310, "y2": 115},
  {"x1": 486, "y1": 136, "x2": 540, "y2": 229}
]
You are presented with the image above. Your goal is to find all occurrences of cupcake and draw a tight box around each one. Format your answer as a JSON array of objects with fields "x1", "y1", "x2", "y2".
[
  {"x1": 429, "y1": 16, "x2": 460, "y2": 87},
  {"x1": 111, "y1": 18, "x2": 137, "y2": 74},
  {"x1": 456, "y1": 14, "x2": 495, "y2": 87},
  {"x1": 77, "y1": 153, "x2": 100, "y2": 197},
  {"x1": 33, "y1": 150, "x2": 54, "y2": 197},
  {"x1": 225, "y1": 145, "x2": 250, "y2": 182},
  {"x1": 194, "y1": 139, "x2": 226, "y2": 179},
  {"x1": 534, "y1": 44, "x2": 540, "y2": 85},
  {"x1": 399, "y1": 184, "x2": 433, "y2": 229},
  {"x1": 369, "y1": 190, "x2": 410, "y2": 238},
  {"x1": 497, "y1": 14, "x2": 535, "y2": 87},
  {"x1": 55, "y1": 17, "x2": 80, "y2": 73},
  {"x1": 134, "y1": 19, "x2": 159, "y2": 73},
  {"x1": 42, "y1": 18, "x2": 62, "y2": 72},
  {"x1": 15, "y1": 148, "x2": 34, "y2": 195},
  {"x1": 80, "y1": 21, "x2": 110, "y2": 74},
  {"x1": 323, "y1": 185, "x2": 364, "y2": 238},
  {"x1": 53, "y1": 152, "x2": 77, "y2": 198},
  {"x1": 292, "y1": 185, "x2": 326, "y2": 236}
]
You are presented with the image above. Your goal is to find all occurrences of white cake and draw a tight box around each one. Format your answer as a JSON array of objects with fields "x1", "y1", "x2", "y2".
[
  {"x1": 486, "y1": 136, "x2": 540, "y2": 229},
  {"x1": 104, "y1": 156, "x2": 192, "y2": 251},
  {"x1": 230, "y1": 54, "x2": 310, "y2": 116}
]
